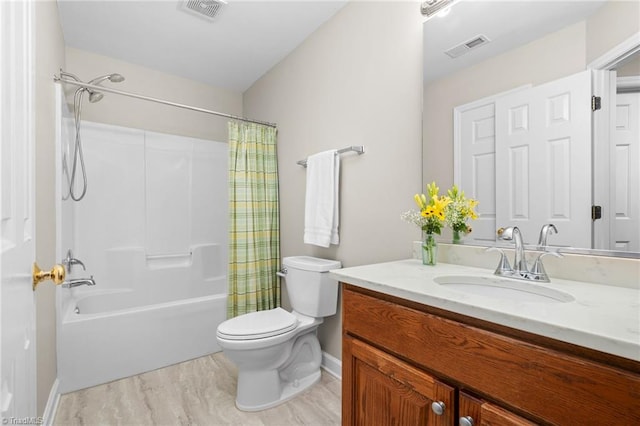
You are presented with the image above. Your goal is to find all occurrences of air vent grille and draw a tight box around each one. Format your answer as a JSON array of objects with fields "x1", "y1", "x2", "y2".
[
  {"x1": 445, "y1": 35, "x2": 491, "y2": 58},
  {"x1": 181, "y1": 0, "x2": 227, "y2": 22}
]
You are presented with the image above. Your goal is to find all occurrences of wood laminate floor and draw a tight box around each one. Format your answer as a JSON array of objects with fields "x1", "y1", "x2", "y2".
[{"x1": 54, "y1": 352, "x2": 341, "y2": 426}]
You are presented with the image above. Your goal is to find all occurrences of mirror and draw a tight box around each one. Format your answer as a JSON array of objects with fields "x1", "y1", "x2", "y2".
[{"x1": 422, "y1": 0, "x2": 640, "y2": 257}]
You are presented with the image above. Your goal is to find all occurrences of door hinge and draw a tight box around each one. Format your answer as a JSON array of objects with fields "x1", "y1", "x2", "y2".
[
  {"x1": 591, "y1": 96, "x2": 601, "y2": 111},
  {"x1": 592, "y1": 205, "x2": 602, "y2": 220}
]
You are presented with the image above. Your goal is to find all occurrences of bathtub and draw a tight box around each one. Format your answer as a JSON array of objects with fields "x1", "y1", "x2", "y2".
[{"x1": 57, "y1": 245, "x2": 227, "y2": 393}]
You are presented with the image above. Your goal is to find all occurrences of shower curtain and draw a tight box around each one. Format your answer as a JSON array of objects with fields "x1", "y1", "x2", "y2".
[{"x1": 227, "y1": 122, "x2": 280, "y2": 318}]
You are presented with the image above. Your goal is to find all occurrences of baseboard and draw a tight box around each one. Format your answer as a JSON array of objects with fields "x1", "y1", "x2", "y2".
[
  {"x1": 320, "y1": 351, "x2": 342, "y2": 380},
  {"x1": 42, "y1": 378, "x2": 60, "y2": 426}
]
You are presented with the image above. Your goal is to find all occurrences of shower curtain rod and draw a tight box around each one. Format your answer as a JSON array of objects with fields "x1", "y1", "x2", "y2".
[{"x1": 53, "y1": 75, "x2": 277, "y2": 128}]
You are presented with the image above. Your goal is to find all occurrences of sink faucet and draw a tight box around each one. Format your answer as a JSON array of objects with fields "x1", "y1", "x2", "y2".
[
  {"x1": 62, "y1": 276, "x2": 96, "y2": 288},
  {"x1": 497, "y1": 226, "x2": 527, "y2": 274},
  {"x1": 538, "y1": 224, "x2": 558, "y2": 248},
  {"x1": 492, "y1": 226, "x2": 562, "y2": 283}
]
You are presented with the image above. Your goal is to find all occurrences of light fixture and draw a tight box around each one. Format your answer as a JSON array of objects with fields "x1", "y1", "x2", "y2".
[{"x1": 421, "y1": 0, "x2": 459, "y2": 20}]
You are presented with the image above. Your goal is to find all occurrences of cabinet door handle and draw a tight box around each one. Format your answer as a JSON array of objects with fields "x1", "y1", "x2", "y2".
[
  {"x1": 459, "y1": 416, "x2": 474, "y2": 426},
  {"x1": 431, "y1": 401, "x2": 446, "y2": 416}
]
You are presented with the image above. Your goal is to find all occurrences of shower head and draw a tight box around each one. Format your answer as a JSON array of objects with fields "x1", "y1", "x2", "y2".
[
  {"x1": 88, "y1": 73, "x2": 125, "y2": 86},
  {"x1": 109, "y1": 73, "x2": 125, "y2": 83},
  {"x1": 88, "y1": 91, "x2": 104, "y2": 103},
  {"x1": 85, "y1": 73, "x2": 125, "y2": 103}
]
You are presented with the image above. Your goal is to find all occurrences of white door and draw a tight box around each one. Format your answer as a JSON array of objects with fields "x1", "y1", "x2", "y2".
[
  {"x1": 612, "y1": 92, "x2": 640, "y2": 251},
  {"x1": 0, "y1": 0, "x2": 38, "y2": 420},
  {"x1": 456, "y1": 102, "x2": 497, "y2": 243},
  {"x1": 495, "y1": 70, "x2": 592, "y2": 247},
  {"x1": 454, "y1": 86, "x2": 530, "y2": 244}
]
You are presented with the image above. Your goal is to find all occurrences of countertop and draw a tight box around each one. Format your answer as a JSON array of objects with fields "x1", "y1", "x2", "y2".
[{"x1": 331, "y1": 259, "x2": 640, "y2": 362}]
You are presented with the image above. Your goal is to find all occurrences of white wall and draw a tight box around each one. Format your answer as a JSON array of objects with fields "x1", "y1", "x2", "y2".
[
  {"x1": 585, "y1": 0, "x2": 640, "y2": 64},
  {"x1": 244, "y1": 1, "x2": 424, "y2": 360},
  {"x1": 64, "y1": 47, "x2": 242, "y2": 142},
  {"x1": 34, "y1": 0, "x2": 66, "y2": 415},
  {"x1": 617, "y1": 54, "x2": 640, "y2": 77}
]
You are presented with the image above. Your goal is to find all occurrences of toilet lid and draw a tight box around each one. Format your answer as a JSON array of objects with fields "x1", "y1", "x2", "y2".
[{"x1": 217, "y1": 307, "x2": 298, "y2": 340}]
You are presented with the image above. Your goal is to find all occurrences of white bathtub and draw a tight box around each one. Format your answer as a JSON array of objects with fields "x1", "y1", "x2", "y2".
[{"x1": 57, "y1": 245, "x2": 227, "y2": 393}]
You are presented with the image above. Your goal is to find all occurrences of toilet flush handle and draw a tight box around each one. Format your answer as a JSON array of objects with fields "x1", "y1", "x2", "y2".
[{"x1": 276, "y1": 267, "x2": 287, "y2": 278}]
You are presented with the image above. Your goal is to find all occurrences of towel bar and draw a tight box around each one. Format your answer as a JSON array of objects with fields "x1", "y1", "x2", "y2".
[{"x1": 297, "y1": 145, "x2": 364, "y2": 167}]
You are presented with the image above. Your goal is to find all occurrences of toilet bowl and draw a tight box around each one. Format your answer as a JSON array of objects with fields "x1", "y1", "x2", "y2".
[{"x1": 216, "y1": 256, "x2": 341, "y2": 411}]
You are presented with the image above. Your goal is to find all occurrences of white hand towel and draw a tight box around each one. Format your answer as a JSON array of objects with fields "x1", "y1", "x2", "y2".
[{"x1": 304, "y1": 150, "x2": 340, "y2": 247}]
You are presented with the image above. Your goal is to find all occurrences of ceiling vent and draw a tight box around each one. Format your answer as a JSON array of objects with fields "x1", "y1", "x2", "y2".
[
  {"x1": 444, "y1": 35, "x2": 491, "y2": 58},
  {"x1": 180, "y1": 0, "x2": 227, "y2": 22}
]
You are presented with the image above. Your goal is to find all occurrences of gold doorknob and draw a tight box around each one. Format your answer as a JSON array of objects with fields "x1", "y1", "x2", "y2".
[{"x1": 32, "y1": 262, "x2": 66, "y2": 291}]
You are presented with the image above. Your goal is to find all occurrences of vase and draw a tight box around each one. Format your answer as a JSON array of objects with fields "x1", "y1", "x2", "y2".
[
  {"x1": 452, "y1": 229, "x2": 462, "y2": 244},
  {"x1": 422, "y1": 232, "x2": 438, "y2": 266}
]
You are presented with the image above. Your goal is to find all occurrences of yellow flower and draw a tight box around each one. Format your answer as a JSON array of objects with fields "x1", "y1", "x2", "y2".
[
  {"x1": 432, "y1": 195, "x2": 451, "y2": 215},
  {"x1": 426, "y1": 181, "x2": 439, "y2": 198},
  {"x1": 422, "y1": 205, "x2": 435, "y2": 217},
  {"x1": 414, "y1": 193, "x2": 428, "y2": 210}
]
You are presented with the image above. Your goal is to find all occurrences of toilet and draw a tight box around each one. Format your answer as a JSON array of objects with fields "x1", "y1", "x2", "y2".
[{"x1": 216, "y1": 256, "x2": 341, "y2": 411}]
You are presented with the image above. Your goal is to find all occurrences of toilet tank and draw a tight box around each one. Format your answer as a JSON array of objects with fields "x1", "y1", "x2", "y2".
[{"x1": 281, "y1": 256, "x2": 341, "y2": 317}]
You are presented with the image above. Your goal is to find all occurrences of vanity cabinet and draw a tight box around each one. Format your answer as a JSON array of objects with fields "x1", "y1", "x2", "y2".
[
  {"x1": 343, "y1": 335, "x2": 455, "y2": 425},
  {"x1": 342, "y1": 284, "x2": 640, "y2": 425}
]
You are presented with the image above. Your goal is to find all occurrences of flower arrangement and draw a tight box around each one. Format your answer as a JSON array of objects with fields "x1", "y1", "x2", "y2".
[
  {"x1": 402, "y1": 182, "x2": 451, "y2": 235},
  {"x1": 402, "y1": 182, "x2": 479, "y2": 263},
  {"x1": 444, "y1": 184, "x2": 479, "y2": 242},
  {"x1": 402, "y1": 182, "x2": 452, "y2": 266}
]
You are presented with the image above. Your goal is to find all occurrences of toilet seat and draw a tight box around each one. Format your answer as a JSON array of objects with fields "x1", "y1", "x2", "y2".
[{"x1": 217, "y1": 307, "x2": 298, "y2": 340}]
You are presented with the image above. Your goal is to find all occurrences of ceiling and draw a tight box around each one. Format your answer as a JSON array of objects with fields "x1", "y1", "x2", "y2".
[
  {"x1": 423, "y1": 0, "x2": 607, "y2": 83},
  {"x1": 57, "y1": 0, "x2": 347, "y2": 92}
]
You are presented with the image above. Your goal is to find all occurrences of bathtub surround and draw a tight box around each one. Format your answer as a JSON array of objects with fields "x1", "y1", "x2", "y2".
[
  {"x1": 57, "y1": 120, "x2": 228, "y2": 393},
  {"x1": 228, "y1": 122, "x2": 281, "y2": 318},
  {"x1": 54, "y1": 352, "x2": 341, "y2": 425}
]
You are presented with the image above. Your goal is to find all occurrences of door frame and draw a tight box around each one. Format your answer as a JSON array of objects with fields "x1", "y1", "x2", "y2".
[{"x1": 589, "y1": 32, "x2": 640, "y2": 250}]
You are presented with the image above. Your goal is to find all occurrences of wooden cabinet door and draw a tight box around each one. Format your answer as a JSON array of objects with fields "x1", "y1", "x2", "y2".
[
  {"x1": 459, "y1": 392, "x2": 536, "y2": 426},
  {"x1": 343, "y1": 335, "x2": 455, "y2": 426}
]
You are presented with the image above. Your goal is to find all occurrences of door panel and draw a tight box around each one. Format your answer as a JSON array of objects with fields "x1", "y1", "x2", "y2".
[
  {"x1": 613, "y1": 92, "x2": 639, "y2": 251},
  {"x1": 496, "y1": 70, "x2": 592, "y2": 247},
  {"x1": 0, "y1": 0, "x2": 37, "y2": 419},
  {"x1": 458, "y1": 102, "x2": 497, "y2": 243}
]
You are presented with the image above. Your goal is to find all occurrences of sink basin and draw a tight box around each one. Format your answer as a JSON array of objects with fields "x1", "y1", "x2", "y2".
[{"x1": 434, "y1": 275, "x2": 574, "y2": 304}]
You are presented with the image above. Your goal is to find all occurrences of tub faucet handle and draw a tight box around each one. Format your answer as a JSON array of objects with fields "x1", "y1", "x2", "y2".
[{"x1": 63, "y1": 249, "x2": 86, "y2": 272}]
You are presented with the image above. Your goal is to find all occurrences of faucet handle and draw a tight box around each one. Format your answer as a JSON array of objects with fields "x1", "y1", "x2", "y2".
[
  {"x1": 530, "y1": 251, "x2": 563, "y2": 281},
  {"x1": 62, "y1": 249, "x2": 86, "y2": 272},
  {"x1": 68, "y1": 258, "x2": 86, "y2": 271},
  {"x1": 485, "y1": 247, "x2": 512, "y2": 276}
]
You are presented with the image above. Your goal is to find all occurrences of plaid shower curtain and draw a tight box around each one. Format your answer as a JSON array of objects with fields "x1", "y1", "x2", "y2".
[{"x1": 227, "y1": 122, "x2": 280, "y2": 318}]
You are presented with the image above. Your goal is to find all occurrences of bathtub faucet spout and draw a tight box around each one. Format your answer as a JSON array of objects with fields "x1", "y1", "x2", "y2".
[{"x1": 62, "y1": 276, "x2": 96, "y2": 288}]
